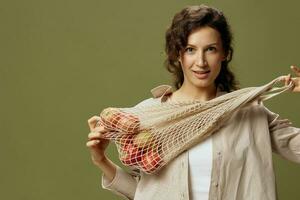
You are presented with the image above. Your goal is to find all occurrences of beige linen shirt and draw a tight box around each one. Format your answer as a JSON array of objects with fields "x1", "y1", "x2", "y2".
[{"x1": 101, "y1": 85, "x2": 300, "y2": 200}]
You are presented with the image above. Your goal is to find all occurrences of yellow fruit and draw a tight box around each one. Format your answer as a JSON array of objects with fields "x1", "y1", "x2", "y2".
[{"x1": 133, "y1": 130, "x2": 154, "y2": 149}]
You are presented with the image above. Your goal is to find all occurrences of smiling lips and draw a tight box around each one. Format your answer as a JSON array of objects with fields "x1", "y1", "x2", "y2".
[{"x1": 192, "y1": 70, "x2": 210, "y2": 79}]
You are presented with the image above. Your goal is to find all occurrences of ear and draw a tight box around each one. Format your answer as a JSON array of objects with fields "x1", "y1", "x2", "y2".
[
  {"x1": 222, "y1": 55, "x2": 227, "y2": 61},
  {"x1": 178, "y1": 57, "x2": 182, "y2": 63},
  {"x1": 177, "y1": 52, "x2": 182, "y2": 64}
]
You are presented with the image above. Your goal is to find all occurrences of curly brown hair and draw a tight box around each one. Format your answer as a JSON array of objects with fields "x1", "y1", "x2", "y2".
[{"x1": 164, "y1": 4, "x2": 240, "y2": 92}]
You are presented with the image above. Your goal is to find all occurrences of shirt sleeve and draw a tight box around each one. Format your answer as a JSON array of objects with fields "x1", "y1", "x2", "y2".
[
  {"x1": 262, "y1": 105, "x2": 300, "y2": 163},
  {"x1": 101, "y1": 165, "x2": 140, "y2": 200},
  {"x1": 100, "y1": 98, "x2": 152, "y2": 199}
]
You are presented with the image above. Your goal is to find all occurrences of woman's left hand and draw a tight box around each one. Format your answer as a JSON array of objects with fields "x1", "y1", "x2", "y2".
[{"x1": 281, "y1": 65, "x2": 300, "y2": 92}]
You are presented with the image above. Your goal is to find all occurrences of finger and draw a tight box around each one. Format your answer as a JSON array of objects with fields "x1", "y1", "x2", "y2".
[
  {"x1": 87, "y1": 116, "x2": 102, "y2": 130},
  {"x1": 93, "y1": 126, "x2": 109, "y2": 133},
  {"x1": 277, "y1": 118, "x2": 293, "y2": 128},
  {"x1": 291, "y1": 65, "x2": 300, "y2": 76},
  {"x1": 86, "y1": 139, "x2": 100, "y2": 148},
  {"x1": 88, "y1": 132, "x2": 100, "y2": 140},
  {"x1": 88, "y1": 131, "x2": 106, "y2": 140},
  {"x1": 277, "y1": 118, "x2": 292, "y2": 124}
]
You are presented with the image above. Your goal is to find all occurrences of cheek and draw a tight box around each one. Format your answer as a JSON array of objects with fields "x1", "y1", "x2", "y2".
[
  {"x1": 180, "y1": 56, "x2": 194, "y2": 68},
  {"x1": 207, "y1": 54, "x2": 223, "y2": 63},
  {"x1": 212, "y1": 65, "x2": 222, "y2": 78},
  {"x1": 208, "y1": 59, "x2": 223, "y2": 72}
]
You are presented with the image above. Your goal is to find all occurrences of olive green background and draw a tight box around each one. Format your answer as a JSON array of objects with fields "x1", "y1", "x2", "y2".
[{"x1": 1, "y1": 0, "x2": 299, "y2": 199}]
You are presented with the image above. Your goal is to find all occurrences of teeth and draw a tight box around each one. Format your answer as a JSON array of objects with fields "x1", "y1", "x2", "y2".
[{"x1": 194, "y1": 71, "x2": 209, "y2": 74}]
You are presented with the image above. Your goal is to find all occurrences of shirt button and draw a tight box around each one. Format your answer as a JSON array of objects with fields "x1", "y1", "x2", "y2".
[
  {"x1": 181, "y1": 193, "x2": 185, "y2": 199},
  {"x1": 214, "y1": 182, "x2": 219, "y2": 187},
  {"x1": 217, "y1": 151, "x2": 222, "y2": 155}
]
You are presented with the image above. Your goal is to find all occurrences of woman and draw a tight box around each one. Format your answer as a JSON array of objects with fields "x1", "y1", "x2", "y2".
[{"x1": 86, "y1": 4, "x2": 300, "y2": 200}]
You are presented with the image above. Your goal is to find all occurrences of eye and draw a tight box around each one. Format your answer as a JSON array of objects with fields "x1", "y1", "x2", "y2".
[
  {"x1": 207, "y1": 47, "x2": 216, "y2": 52},
  {"x1": 185, "y1": 47, "x2": 194, "y2": 53}
]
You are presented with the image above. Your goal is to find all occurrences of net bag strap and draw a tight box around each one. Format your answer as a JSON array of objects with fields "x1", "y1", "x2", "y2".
[{"x1": 258, "y1": 76, "x2": 294, "y2": 102}]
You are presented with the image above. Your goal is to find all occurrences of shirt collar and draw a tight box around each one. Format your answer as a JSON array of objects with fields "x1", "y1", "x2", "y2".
[{"x1": 150, "y1": 84, "x2": 227, "y2": 103}]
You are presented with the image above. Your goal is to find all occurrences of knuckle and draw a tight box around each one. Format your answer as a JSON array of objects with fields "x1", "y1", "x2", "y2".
[
  {"x1": 86, "y1": 141, "x2": 92, "y2": 147},
  {"x1": 87, "y1": 116, "x2": 100, "y2": 123},
  {"x1": 88, "y1": 132, "x2": 93, "y2": 138},
  {"x1": 94, "y1": 126, "x2": 103, "y2": 132}
]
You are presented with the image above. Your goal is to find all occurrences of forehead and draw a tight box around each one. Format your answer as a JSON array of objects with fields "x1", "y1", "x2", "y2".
[{"x1": 187, "y1": 26, "x2": 222, "y2": 46}]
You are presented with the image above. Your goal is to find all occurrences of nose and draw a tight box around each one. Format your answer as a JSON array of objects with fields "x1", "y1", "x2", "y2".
[{"x1": 195, "y1": 52, "x2": 207, "y2": 67}]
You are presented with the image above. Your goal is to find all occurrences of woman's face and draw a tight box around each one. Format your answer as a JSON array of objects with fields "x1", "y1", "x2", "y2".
[{"x1": 178, "y1": 26, "x2": 226, "y2": 91}]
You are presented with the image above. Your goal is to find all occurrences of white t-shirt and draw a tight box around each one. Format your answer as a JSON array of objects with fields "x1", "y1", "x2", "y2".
[{"x1": 188, "y1": 137, "x2": 213, "y2": 200}]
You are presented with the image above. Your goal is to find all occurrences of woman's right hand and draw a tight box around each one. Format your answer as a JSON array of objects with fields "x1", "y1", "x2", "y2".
[{"x1": 86, "y1": 116, "x2": 110, "y2": 166}]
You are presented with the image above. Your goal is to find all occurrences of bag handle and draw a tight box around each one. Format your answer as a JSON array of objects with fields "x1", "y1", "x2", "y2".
[{"x1": 258, "y1": 76, "x2": 294, "y2": 102}]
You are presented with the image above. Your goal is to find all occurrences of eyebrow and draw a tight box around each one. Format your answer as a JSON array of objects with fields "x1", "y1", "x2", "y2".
[{"x1": 186, "y1": 42, "x2": 219, "y2": 48}]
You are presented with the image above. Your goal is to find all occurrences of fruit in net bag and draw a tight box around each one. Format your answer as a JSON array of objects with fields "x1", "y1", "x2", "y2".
[
  {"x1": 133, "y1": 130, "x2": 154, "y2": 148},
  {"x1": 117, "y1": 129, "x2": 163, "y2": 173},
  {"x1": 100, "y1": 107, "x2": 140, "y2": 134},
  {"x1": 120, "y1": 143, "x2": 143, "y2": 166},
  {"x1": 139, "y1": 147, "x2": 163, "y2": 173}
]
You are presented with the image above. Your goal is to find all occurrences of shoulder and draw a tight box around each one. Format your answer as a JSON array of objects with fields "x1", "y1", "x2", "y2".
[
  {"x1": 133, "y1": 84, "x2": 173, "y2": 108},
  {"x1": 134, "y1": 97, "x2": 160, "y2": 108},
  {"x1": 258, "y1": 102, "x2": 281, "y2": 124}
]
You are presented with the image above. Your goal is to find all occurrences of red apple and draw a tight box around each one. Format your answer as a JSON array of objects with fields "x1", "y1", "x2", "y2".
[
  {"x1": 100, "y1": 107, "x2": 122, "y2": 130},
  {"x1": 100, "y1": 108, "x2": 140, "y2": 134},
  {"x1": 116, "y1": 113, "x2": 140, "y2": 134},
  {"x1": 118, "y1": 134, "x2": 134, "y2": 151},
  {"x1": 120, "y1": 143, "x2": 143, "y2": 166},
  {"x1": 139, "y1": 148, "x2": 163, "y2": 173}
]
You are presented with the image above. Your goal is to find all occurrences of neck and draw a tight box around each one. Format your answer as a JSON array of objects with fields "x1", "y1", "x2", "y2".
[{"x1": 172, "y1": 83, "x2": 218, "y2": 102}]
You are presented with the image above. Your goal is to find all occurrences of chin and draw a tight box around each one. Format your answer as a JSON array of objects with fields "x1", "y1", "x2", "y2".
[{"x1": 191, "y1": 80, "x2": 214, "y2": 88}]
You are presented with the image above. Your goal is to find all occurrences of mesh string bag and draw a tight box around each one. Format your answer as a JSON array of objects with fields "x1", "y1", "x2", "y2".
[{"x1": 96, "y1": 75, "x2": 294, "y2": 174}]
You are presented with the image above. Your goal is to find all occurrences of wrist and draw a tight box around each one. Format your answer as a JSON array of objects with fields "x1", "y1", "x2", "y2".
[
  {"x1": 94, "y1": 155, "x2": 117, "y2": 182},
  {"x1": 95, "y1": 154, "x2": 109, "y2": 166}
]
